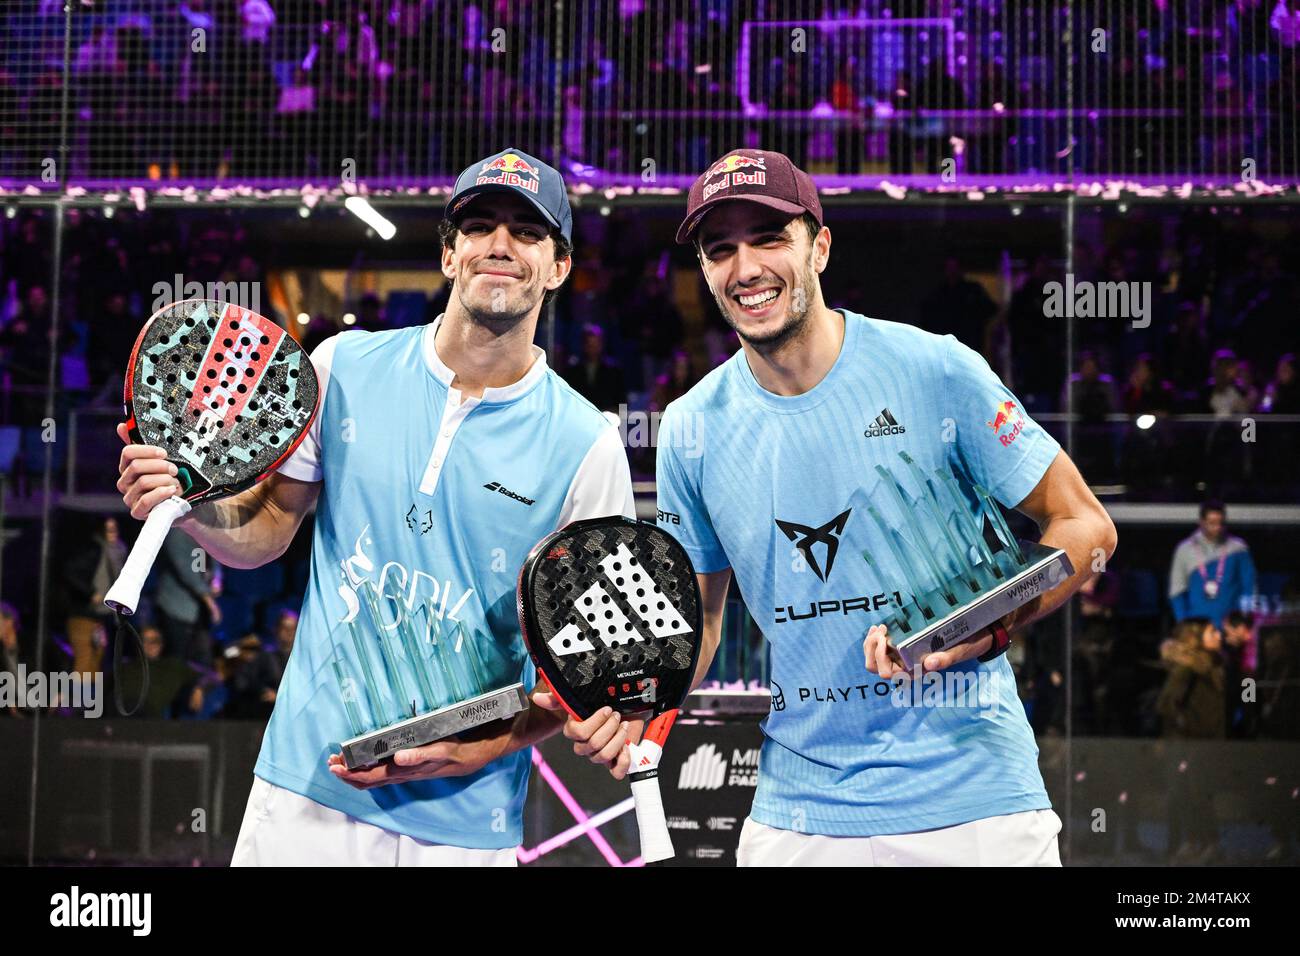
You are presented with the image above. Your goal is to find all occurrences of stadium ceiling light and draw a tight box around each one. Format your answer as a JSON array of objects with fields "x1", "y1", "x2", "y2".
[
  {"x1": 103, "y1": 205, "x2": 114, "y2": 219},
  {"x1": 1136, "y1": 414, "x2": 1156, "y2": 430},
  {"x1": 342, "y1": 312, "x2": 356, "y2": 326},
  {"x1": 296, "y1": 312, "x2": 310, "y2": 326},
  {"x1": 298, "y1": 205, "x2": 310, "y2": 218},
  {"x1": 344, "y1": 196, "x2": 397, "y2": 240}
]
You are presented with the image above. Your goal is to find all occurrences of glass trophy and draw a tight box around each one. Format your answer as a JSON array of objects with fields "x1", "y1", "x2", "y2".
[
  {"x1": 860, "y1": 452, "x2": 1074, "y2": 671},
  {"x1": 329, "y1": 580, "x2": 528, "y2": 770}
]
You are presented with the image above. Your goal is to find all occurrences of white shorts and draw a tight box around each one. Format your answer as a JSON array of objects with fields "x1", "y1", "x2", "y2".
[
  {"x1": 736, "y1": 809, "x2": 1062, "y2": 866},
  {"x1": 231, "y1": 776, "x2": 518, "y2": 867}
]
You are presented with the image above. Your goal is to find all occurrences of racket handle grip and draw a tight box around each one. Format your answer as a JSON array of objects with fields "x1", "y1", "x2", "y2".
[
  {"x1": 104, "y1": 495, "x2": 193, "y2": 616},
  {"x1": 628, "y1": 739, "x2": 674, "y2": 863}
]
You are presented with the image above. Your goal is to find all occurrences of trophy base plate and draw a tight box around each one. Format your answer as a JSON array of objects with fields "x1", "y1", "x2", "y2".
[
  {"x1": 339, "y1": 683, "x2": 530, "y2": 769},
  {"x1": 891, "y1": 542, "x2": 1074, "y2": 671}
]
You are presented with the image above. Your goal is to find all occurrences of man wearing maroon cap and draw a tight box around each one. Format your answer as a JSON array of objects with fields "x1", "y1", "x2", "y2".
[{"x1": 612, "y1": 148, "x2": 1117, "y2": 865}]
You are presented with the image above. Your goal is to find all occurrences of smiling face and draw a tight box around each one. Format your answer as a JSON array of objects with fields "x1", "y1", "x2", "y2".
[
  {"x1": 695, "y1": 203, "x2": 830, "y2": 353},
  {"x1": 441, "y1": 193, "x2": 571, "y2": 328}
]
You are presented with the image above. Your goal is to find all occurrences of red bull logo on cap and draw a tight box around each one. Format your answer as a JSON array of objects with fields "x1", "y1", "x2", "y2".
[
  {"x1": 702, "y1": 153, "x2": 767, "y2": 202},
  {"x1": 986, "y1": 400, "x2": 1025, "y2": 447},
  {"x1": 708, "y1": 154, "x2": 767, "y2": 178},
  {"x1": 475, "y1": 152, "x2": 542, "y2": 193}
]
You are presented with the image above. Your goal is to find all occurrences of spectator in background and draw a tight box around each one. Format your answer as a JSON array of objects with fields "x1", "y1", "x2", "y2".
[
  {"x1": 617, "y1": 258, "x2": 683, "y2": 395},
  {"x1": 1061, "y1": 350, "x2": 1118, "y2": 420},
  {"x1": 116, "y1": 624, "x2": 203, "y2": 719},
  {"x1": 1235, "y1": 358, "x2": 1261, "y2": 411},
  {"x1": 1122, "y1": 353, "x2": 1176, "y2": 416},
  {"x1": 0, "y1": 603, "x2": 27, "y2": 718},
  {"x1": 270, "y1": 608, "x2": 298, "y2": 687},
  {"x1": 831, "y1": 60, "x2": 863, "y2": 175},
  {"x1": 1157, "y1": 617, "x2": 1225, "y2": 863},
  {"x1": 223, "y1": 634, "x2": 280, "y2": 719},
  {"x1": 562, "y1": 324, "x2": 626, "y2": 414},
  {"x1": 0, "y1": 284, "x2": 57, "y2": 424},
  {"x1": 649, "y1": 348, "x2": 701, "y2": 413},
  {"x1": 1259, "y1": 628, "x2": 1300, "y2": 740},
  {"x1": 1165, "y1": 301, "x2": 1211, "y2": 404},
  {"x1": 1261, "y1": 353, "x2": 1298, "y2": 413},
  {"x1": 88, "y1": 290, "x2": 143, "y2": 406},
  {"x1": 153, "y1": 529, "x2": 221, "y2": 666},
  {"x1": 918, "y1": 257, "x2": 998, "y2": 355},
  {"x1": 1169, "y1": 501, "x2": 1257, "y2": 625},
  {"x1": 1007, "y1": 253, "x2": 1064, "y2": 410},
  {"x1": 1076, "y1": 568, "x2": 1120, "y2": 734},
  {"x1": 1207, "y1": 349, "x2": 1250, "y2": 417},
  {"x1": 1063, "y1": 350, "x2": 1118, "y2": 480},
  {"x1": 62, "y1": 516, "x2": 126, "y2": 679},
  {"x1": 1261, "y1": 353, "x2": 1300, "y2": 490},
  {"x1": 227, "y1": 0, "x2": 278, "y2": 178},
  {"x1": 1221, "y1": 609, "x2": 1257, "y2": 737}
]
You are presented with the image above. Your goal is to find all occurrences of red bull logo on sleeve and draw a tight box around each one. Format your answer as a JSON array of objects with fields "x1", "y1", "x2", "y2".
[
  {"x1": 475, "y1": 152, "x2": 542, "y2": 193},
  {"x1": 986, "y1": 400, "x2": 1025, "y2": 447},
  {"x1": 702, "y1": 154, "x2": 768, "y2": 201}
]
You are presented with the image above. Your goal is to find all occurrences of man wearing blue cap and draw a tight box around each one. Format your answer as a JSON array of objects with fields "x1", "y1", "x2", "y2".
[{"x1": 116, "y1": 148, "x2": 636, "y2": 865}]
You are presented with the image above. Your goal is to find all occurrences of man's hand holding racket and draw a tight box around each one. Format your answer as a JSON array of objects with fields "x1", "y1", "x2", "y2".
[
  {"x1": 116, "y1": 424, "x2": 191, "y2": 522},
  {"x1": 534, "y1": 690, "x2": 646, "y2": 777}
]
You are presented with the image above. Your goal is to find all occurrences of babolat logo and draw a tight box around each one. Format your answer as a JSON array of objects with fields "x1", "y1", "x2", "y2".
[
  {"x1": 774, "y1": 591, "x2": 902, "y2": 624},
  {"x1": 483, "y1": 481, "x2": 535, "y2": 506},
  {"x1": 864, "y1": 408, "x2": 906, "y2": 438}
]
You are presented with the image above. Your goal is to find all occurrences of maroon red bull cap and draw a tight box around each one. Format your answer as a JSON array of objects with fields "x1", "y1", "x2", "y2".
[{"x1": 676, "y1": 149, "x2": 822, "y2": 245}]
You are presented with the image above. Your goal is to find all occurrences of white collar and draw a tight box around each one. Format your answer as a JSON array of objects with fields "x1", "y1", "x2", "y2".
[{"x1": 422, "y1": 313, "x2": 548, "y2": 403}]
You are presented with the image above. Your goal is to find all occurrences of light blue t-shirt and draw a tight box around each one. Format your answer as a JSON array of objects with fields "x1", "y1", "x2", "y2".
[
  {"x1": 257, "y1": 318, "x2": 634, "y2": 848},
  {"x1": 656, "y1": 309, "x2": 1061, "y2": 837}
]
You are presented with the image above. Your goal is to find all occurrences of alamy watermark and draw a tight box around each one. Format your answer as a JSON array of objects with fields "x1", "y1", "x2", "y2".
[
  {"x1": 889, "y1": 665, "x2": 1002, "y2": 717},
  {"x1": 1, "y1": 666, "x2": 104, "y2": 718},
  {"x1": 1043, "y1": 274, "x2": 1150, "y2": 329},
  {"x1": 615, "y1": 404, "x2": 704, "y2": 459},
  {"x1": 151, "y1": 275, "x2": 262, "y2": 316}
]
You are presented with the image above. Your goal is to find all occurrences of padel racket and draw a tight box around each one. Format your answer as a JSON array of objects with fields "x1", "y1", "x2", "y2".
[
  {"x1": 104, "y1": 299, "x2": 320, "y2": 615},
  {"x1": 518, "y1": 516, "x2": 702, "y2": 863}
]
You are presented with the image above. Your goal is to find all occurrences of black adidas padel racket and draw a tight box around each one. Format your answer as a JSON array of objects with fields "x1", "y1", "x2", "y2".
[
  {"x1": 104, "y1": 299, "x2": 320, "y2": 615},
  {"x1": 518, "y1": 516, "x2": 702, "y2": 863}
]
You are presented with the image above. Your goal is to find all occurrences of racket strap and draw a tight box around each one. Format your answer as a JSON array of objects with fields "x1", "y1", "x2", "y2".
[{"x1": 112, "y1": 612, "x2": 151, "y2": 717}]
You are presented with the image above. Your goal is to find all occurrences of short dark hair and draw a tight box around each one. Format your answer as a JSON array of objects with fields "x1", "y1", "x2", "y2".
[
  {"x1": 1199, "y1": 500, "x2": 1226, "y2": 520},
  {"x1": 799, "y1": 212, "x2": 822, "y2": 243},
  {"x1": 1223, "y1": 610, "x2": 1254, "y2": 630},
  {"x1": 437, "y1": 217, "x2": 573, "y2": 308}
]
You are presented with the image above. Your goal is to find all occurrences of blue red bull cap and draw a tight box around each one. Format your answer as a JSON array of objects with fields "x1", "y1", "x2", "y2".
[{"x1": 446, "y1": 147, "x2": 573, "y2": 242}]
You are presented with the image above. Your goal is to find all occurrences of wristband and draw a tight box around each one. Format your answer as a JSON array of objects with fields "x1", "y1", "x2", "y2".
[{"x1": 978, "y1": 620, "x2": 1012, "y2": 663}]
